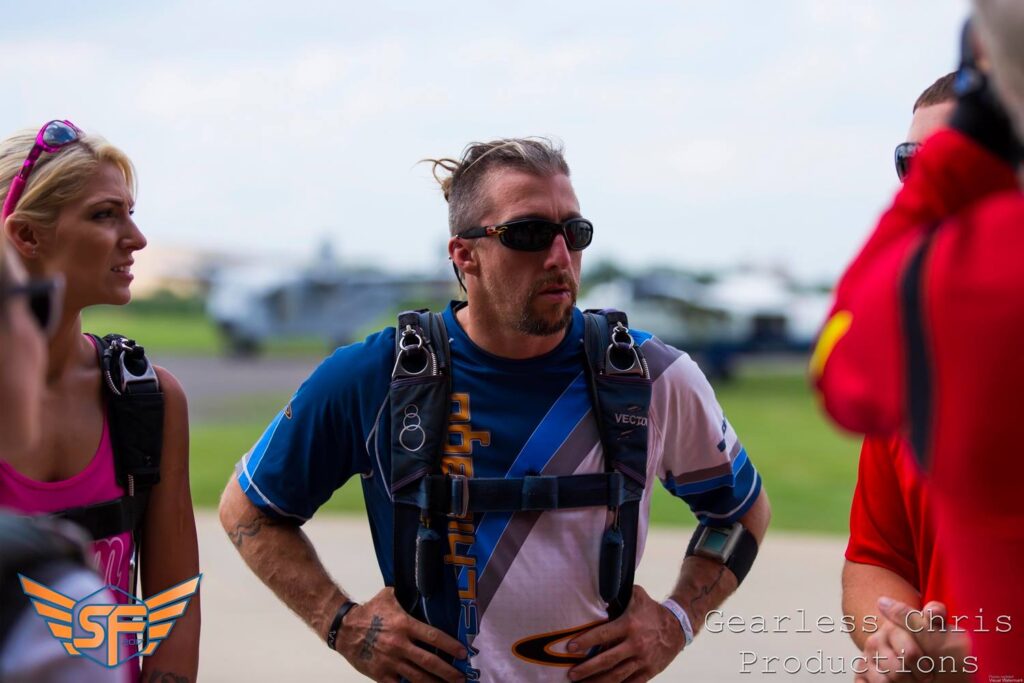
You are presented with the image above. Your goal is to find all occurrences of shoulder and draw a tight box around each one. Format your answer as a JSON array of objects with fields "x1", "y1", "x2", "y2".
[
  {"x1": 636, "y1": 332, "x2": 709, "y2": 392},
  {"x1": 312, "y1": 326, "x2": 395, "y2": 386},
  {"x1": 288, "y1": 327, "x2": 396, "y2": 415},
  {"x1": 154, "y1": 366, "x2": 186, "y2": 412}
]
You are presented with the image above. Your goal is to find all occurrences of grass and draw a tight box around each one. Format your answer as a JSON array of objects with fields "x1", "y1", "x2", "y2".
[
  {"x1": 81, "y1": 306, "x2": 326, "y2": 357},
  {"x1": 188, "y1": 368, "x2": 860, "y2": 535},
  {"x1": 82, "y1": 307, "x2": 222, "y2": 356}
]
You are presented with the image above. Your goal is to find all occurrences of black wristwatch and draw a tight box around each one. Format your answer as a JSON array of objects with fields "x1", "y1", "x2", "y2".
[{"x1": 686, "y1": 522, "x2": 759, "y2": 585}]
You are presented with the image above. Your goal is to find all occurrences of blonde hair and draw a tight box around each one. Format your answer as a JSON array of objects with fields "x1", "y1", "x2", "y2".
[
  {"x1": 424, "y1": 137, "x2": 570, "y2": 235},
  {"x1": 0, "y1": 126, "x2": 136, "y2": 232},
  {"x1": 973, "y1": 0, "x2": 1024, "y2": 139}
]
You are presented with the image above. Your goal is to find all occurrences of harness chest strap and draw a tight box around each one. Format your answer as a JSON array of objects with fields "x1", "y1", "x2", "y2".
[{"x1": 416, "y1": 471, "x2": 632, "y2": 517}]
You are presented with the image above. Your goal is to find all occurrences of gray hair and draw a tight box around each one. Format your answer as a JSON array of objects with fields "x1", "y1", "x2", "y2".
[
  {"x1": 973, "y1": 0, "x2": 1024, "y2": 140},
  {"x1": 425, "y1": 137, "x2": 570, "y2": 235}
]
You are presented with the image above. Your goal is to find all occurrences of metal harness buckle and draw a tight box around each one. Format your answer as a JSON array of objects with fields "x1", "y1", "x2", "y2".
[{"x1": 447, "y1": 474, "x2": 470, "y2": 518}]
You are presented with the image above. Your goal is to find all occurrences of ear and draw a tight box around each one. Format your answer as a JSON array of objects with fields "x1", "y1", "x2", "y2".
[
  {"x1": 449, "y1": 236, "x2": 480, "y2": 280},
  {"x1": 4, "y1": 215, "x2": 43, "y2": 261}
]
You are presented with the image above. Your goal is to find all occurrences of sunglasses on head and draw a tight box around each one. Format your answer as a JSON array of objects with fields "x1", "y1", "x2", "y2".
[
  {"x1": 894, "y1": 142, "x2": 920, "y2": 183},
  {"x1": 2, "y1": 120, "x2": 82, "y2": 220},
  {"x1": 2, "y1": 275, "x2": 64, "y2": 337},
  {"x1": 455, "y1": 217, "x2": 594, "y2": 252}
]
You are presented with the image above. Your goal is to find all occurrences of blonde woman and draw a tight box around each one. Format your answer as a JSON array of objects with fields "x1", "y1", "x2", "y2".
[{"x1": 0, "y1": 121, "x2": 199, "y2": 682}]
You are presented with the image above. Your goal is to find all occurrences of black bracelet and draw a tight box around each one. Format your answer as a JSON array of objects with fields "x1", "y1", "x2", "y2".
[{"x1": 326, "y1": 600, "x2": 359, "y2": 651}]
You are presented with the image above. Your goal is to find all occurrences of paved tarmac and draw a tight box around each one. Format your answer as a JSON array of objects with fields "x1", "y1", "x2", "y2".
[{"x1": 196, "y1": 512, "x2": 857, "y2": 682}]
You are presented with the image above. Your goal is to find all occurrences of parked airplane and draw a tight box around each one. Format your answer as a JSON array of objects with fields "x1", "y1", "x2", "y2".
[
  {"x1": 207, "y1": 246, "x2": 828, "y2": 377},
  {"x1": 578, "y1": 268, "x2": 830, "y2": 378},
  {"x1": 206, "y1": 254, "x2": 454, "y2": 355}
]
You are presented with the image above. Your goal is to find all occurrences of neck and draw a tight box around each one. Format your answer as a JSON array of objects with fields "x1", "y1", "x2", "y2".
[
  {"x1": 46, "y1": 306, "x2": 90, "y2": 383},
  {"x1": 455, "y1": 302, "x2": 568, "y2": 359}
]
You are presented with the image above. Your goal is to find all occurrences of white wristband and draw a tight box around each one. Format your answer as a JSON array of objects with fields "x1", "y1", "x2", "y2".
[{"x1": 661, "y1": 598, "x2": 694, "y2": 647}]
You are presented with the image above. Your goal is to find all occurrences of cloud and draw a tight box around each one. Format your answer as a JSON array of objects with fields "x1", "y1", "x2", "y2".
[{"x1": 0, "y1": 0, "x2": 969, "y2": 280}]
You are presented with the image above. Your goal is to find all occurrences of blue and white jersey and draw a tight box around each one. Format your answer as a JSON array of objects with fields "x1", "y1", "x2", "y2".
[{"x1": 236, "y1": 302, "x2": 761, "y2": 682}]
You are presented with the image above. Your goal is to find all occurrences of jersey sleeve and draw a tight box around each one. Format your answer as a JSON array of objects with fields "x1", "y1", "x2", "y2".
[
  {"x1": 845, "y1": 436, "x2": 919, "y2": 589},
  {"x1": 652, "y1": 348, "x2": 761, "y2": 525},
  {"x1": 235, "y1": 329, "x2": 394, "y2": 523}
]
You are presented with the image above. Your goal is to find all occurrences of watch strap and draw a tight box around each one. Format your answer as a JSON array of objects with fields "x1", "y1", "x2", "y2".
[{"x1": 686, "y1": 523, "x2": 759, "y2": 585}]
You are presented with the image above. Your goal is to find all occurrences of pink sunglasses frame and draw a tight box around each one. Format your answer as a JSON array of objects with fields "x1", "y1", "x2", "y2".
[{"x1": 2, "y1": 119, "x2": 82, "y2": 220}]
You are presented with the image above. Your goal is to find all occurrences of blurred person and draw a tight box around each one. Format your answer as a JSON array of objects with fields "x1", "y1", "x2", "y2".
[
  {"x1": 813, "y1": 9, "x2": 1024, "y2": 680},
  {"x1": 893, "y1": 73, "x2": 958, "y2": 183},
  {"x1": 0, "y1": 230, "x2": 48, "y2": 457},
  {"x1": 0, "y1": 243, "x2": 118, "y2": 682},
  {"x1": 0, "y1": 121, "x2": 199, "y2": 682},
  {"x1": 219, "y1": 137, "x2": 771, "y2": 682},
  {"x1": 844, "y1": 73, "x2": 974, "y2": 682}
]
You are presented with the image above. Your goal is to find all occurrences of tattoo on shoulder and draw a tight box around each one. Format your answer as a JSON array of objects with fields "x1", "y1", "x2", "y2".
[
  {"x1": 227, "y1": 515, "x2": 280, "y2": 548},
  {"x1": 359, "y1": 615, "x2": 384, "y2": 661},
  {"x1": 148, "y1": 672, "x2": 189, "y2": 683}
]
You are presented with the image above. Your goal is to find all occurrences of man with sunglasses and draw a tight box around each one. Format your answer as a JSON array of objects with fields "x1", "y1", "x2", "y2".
[
  {"x1": 894, "y1": 73, "x2": 957, "y2": 183},
  {"x1": 221, "y1": 137, "x2": 770, "y2": 682},
  {"x1": 815, "y1": 8, "x2": 1024, "y2": 680},
  {"x1": 842, "y1": 73, "x2": 977, "y2": 682}
]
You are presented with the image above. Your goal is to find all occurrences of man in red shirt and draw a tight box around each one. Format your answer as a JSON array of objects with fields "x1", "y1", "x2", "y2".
[
  {"x1": 815, "y1": 8, "x2": 1024, "y2": 680},
  {"x1": 842, "y1": 74, "x2": 963, "y2": 672}
]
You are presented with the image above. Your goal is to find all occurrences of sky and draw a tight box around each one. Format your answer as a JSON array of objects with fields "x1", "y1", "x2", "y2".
[{"x1": 0, "y1": 0, "x2": 968, "y2": 283}]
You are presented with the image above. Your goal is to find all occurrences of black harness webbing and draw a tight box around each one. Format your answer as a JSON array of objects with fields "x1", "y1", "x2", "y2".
[
  {"x1": 389, "y1": 308, "x2": 653, "y2": 647},
  {"x1": 900, "y1": 228, "x2": 939, "y2": 469},
  {"x1": 44, "y1": 334, "x2": 164, "y2": 594}
]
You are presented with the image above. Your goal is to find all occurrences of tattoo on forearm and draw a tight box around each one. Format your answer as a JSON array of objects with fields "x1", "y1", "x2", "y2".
[
  {"x1": 358, "y1": 615, "x2": 384, "y2": 661},
  {"x1": 688, "y1": 565, "x2": 727, "y2": 616},
  {"x1": 227, "y1": 515, "x2": 279, "y2": 548},
  {"x1": 147, "y1": 672, "x2": 189, "y2": 683}
]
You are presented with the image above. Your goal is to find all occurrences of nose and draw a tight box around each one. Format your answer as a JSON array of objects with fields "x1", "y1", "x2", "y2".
[
  {"x1": 121, "y1": 217, "x2": 147, "y2": 252},
  {"x1": 543, "y1": 232, "x2": 572, "y2": 270}
]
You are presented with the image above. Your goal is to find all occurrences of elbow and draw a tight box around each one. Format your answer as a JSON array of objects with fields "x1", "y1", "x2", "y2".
[
  {"x1": 218, "y1": 476, "x2": 244, "y2": 533},
  {"x1": 744, "y1": 488, "x2": 772, "y2": 545}
]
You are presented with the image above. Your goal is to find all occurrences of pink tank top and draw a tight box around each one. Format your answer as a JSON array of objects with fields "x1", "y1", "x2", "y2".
[
  {"x1": 0, "y1": 337, "x2": 135, "y2": 597},
  {"x1": 0, "y1": 411, "x2": 135, "y2": 596}
]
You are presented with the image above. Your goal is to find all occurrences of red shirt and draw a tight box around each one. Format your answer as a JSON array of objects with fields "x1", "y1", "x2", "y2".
[
  {"x1": 846, "y1": 435, "x2": 947, "y2": 606},
  {"x1": 815, "y1": 129, "x2": 1024, "y2": 680}
]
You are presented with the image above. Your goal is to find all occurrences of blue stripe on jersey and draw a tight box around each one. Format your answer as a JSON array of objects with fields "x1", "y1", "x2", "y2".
[
  {"x1": 662, "y1": 447, "x2": 750, "y2": 497},
  {"x1": 465, "y1": 372, "x2": 591, "y2": 636},
  {"x1": 238, "y1": 410, "x2": 286, "y2": 494},
  {"x1": 682, "y1": 454, "x2": 761, "y2": 525}
]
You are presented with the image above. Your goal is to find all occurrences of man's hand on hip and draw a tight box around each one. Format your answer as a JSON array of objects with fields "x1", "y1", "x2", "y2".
[
  {"x1": 565, "y1": 585, "x2": 686, "y2": 683},
  {"x1": 333, "y1": 587, "x2": 467, "y2": 683}
]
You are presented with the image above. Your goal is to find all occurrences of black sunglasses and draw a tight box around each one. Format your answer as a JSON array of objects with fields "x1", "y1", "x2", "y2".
[
  {"x1": 456, "y1": 217, "x2": 594, "y2": 252},
  {"x1": 894, "y1": 142, "x2": 920, "y2": 182},
  {"x1": 1, "y1": 275, "x2": 64, "y2": 337}
]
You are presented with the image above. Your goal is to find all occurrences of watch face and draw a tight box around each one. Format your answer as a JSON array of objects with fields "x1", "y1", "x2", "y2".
[{"x1": 703, "y1": 528, "x2": 731, "y2": 555}]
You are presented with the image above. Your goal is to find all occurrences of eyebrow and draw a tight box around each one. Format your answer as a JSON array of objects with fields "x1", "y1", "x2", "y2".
[
  {"x1": 501, "y1": 211, "x2": 583, "y2": 224},
  {"x1": 85, "y1": 197, "x2": 134, "y2": 210}
]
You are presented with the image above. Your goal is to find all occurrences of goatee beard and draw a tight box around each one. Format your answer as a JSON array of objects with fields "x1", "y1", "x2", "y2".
[{"x1": 514, "y1": 276, "x2": 577, "y2": 337}]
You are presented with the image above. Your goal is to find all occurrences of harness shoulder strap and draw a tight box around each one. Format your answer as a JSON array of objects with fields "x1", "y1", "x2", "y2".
[
  {"x1": 582, "y1": 309, "x2": 652, "y2": 618},
  {"x1": 48, "y1": 335, "x2": 163, "y2": 552},
  {"x1": 389, "y1": 310, "x2": 452, "y2": 617}
]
